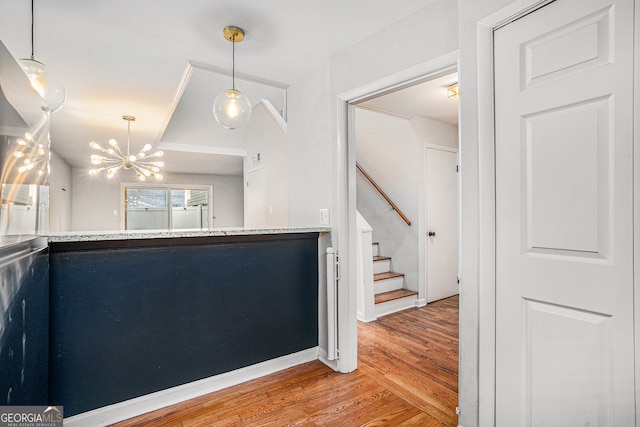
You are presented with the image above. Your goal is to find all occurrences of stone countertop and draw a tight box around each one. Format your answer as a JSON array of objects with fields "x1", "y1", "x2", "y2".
[{"x1": 47, "y1": 227, "x2": 331, "y2": 243}]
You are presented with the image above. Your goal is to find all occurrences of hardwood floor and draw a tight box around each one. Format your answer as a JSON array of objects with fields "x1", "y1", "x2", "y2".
[{"x1": 111, "y1": 296, "x2": 459, "y2": 427}]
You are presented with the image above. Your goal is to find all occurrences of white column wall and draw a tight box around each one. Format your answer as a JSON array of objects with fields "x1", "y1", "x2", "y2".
[
  {"x1": 49, "y1": 149, "x2": 72, "y2": 232},
  {"x1": 287, "y1": 0, "x2": 458, "y2": 373},
  {"x1": 244, "y1": 101, "x2": 288, "y2": 227}
]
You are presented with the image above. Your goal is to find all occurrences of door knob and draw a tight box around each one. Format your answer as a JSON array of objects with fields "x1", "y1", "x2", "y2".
[{"x1": 428, "y1": 231, "x2": 436, "y2": 237}]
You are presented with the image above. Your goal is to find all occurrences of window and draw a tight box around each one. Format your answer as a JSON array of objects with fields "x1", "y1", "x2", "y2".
[{"x1": 123, "y1": 185, "x2": 211, "y2": 230}]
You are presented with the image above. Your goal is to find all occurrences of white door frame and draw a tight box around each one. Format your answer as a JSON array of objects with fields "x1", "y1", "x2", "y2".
[
  {"x1": 335, "y1": 50, "x2": 459, "y2": 373},
  {"x1": 472, "y1": 0, "x2": 640, "y2": 424},
  {"x1": 634, "y1": 0, "x2": 640, "y2": 421}
]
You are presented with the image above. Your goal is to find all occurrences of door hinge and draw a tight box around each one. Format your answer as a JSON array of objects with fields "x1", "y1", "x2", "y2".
[
  {"x1": 456, "y1": 165, "x2": 459, "y2": 172},
  {"x1": 334, "y1": 252, "x2": 340, "y2": 281}
]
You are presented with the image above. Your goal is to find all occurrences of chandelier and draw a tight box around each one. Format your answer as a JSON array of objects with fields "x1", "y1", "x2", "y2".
[
  {"x1": 13, "y1": 132, "x2": 48, "y2": 175},
  {"x1": 89, "y1": 115, "x2": 164, "y2": 180}
]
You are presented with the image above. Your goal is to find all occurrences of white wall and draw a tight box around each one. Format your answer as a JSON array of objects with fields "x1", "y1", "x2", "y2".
[
  {"x1": 244, "y1": 100, "x2": 288, "y2": 227},
  {"x1": 411, "y1": 116, "x2": 458, "y2": 149},
  {"x1": 288, "y1": 62, "x2": 333, "y2": 226},
  {"x1": 70, "y1": 169, "x2": 243, "y2": 231},
  {"x1": 49, "y1": 149, "x2": 72, "y2": 232},
  {"x1": 355, "y1": 109, "x2": 421, "y2": 292},
  {"x1": 287, "y1": 0, "x2": 458, "y2": 374},
  {"x1": 288, "y1": 0, "x2": 458, "y2": 226}
]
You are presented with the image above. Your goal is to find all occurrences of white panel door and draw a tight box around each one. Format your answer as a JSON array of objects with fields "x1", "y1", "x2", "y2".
[
  {"x1": 426, "y1": 148, "x2": 459, "y2": 302},
  {"x1": 494, "y1": 0, "x2": 634, "y2": 425}
]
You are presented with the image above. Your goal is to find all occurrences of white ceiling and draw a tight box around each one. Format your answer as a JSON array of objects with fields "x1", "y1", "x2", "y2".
[
  {"x1": 359, "y1": 73, "x2": 459, "y2": 125},
  {"x1": 0, "y1": 0, "x2": 455, "y2": 177}
]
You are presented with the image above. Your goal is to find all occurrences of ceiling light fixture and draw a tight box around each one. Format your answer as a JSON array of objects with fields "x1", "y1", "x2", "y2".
[
  {"x1": 89, "y1": 115, "x2": 164, "y2": 181},
  {"x1": 19, "y1": 0, "x2": 65, "y2": 113},
  {"x1": 447, "y1": 83, "x2": 459, "y2": 100},
  {"x1": 212, "y1": 26, "x2": 252, "y2": 129},
  {"x1": 13, "y1": 132, "x2": 49, "y2": 175}
]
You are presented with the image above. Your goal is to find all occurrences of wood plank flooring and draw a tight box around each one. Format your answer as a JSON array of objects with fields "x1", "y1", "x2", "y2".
[
  {"x1": 374, "y1": 289, "x2": 419, "y2": 304},
  {"x1": 111, "y1": 295, "x2": 459, "y2": 427}
]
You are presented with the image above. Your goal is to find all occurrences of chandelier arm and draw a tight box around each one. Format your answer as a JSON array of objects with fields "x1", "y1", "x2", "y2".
[
  {"x1": 108, "y1": 164, "x2": 124, "y2": 173},
  {"x1": 89, "y1": 143, "x2": 106, "y2": 152},
  {"x1": 111, "y1": 144, "x2": 126, "y2": 159},
  {"x1": 135, "y1": 160, "x2": 160, "y2": 167},
  {"x1": 131, "y1": 163, "x2": 149, "y2": 176},
  {"x1": 90, "y1": 165, "x2": 119, "y2": 173},
  {"x1": 101, "y1": 159, "x2": 123, "y2": 166}
]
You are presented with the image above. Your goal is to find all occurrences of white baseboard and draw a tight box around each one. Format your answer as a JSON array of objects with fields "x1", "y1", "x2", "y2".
[
  {"x1": 357, "y1": 310, "x2": 377, "y2": 323},
  {"x1": 64, "y1": 347, "x2": 319, "y2": 427},
  {"x1": 416, "y1": 298, "x2": 427, "y2": 307}
]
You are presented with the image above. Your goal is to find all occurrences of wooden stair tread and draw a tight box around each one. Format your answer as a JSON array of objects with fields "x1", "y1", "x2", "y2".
[
  {"x1": 375, "y1": 289, "x2": 418, "y2": 304},
  {"x1": 374, "y1": 271, "x2": 404, "y2": 281},
  {"x1": 373, "y1": 256, "x2": 391, "y2": 261}
]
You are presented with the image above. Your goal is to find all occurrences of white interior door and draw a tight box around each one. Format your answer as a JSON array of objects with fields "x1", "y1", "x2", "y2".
[
  {"x1": 494, "y1": 0, "x2": 635, "y2": 425},
  {"x1": 426, "y1": 147, "x2": 458, "y2": 302},
  {"x1": 246, "y1": 168, "x2": 266, "y2": 228}
]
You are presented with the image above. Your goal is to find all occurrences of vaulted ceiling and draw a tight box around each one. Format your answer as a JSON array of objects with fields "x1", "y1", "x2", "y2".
[{"x1": 0, "y1": 0, "x2": 454, "y2": 176}]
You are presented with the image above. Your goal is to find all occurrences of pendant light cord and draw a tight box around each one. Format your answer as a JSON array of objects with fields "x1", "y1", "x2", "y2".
[
  {"x1": 126, "y1": 119, "x2": 131, "y2": 156},
  {"x1": 231, "y1": 35, "x2": 236, "y2": 90},
  {"x1": 30, "y1": 0, "x2": 35, "y2": 59}
]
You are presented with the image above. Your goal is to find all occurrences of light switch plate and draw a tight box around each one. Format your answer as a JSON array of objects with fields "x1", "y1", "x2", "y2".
[{"x1": 319, "y1": 208, "x2": 330, "y2": 225}]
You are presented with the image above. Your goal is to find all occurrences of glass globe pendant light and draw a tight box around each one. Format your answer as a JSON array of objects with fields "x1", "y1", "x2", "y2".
[
  {"x1": 19, "y1": 0, "x2": 65, "y2": 113},
  {"x1": 213, "y1": 26, "x2": 252, "y2": 129}
]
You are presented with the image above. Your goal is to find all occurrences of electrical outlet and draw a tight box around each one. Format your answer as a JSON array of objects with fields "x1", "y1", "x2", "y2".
[{"x1": 319, "y1": 208, "x2": 330, "y2": 225}]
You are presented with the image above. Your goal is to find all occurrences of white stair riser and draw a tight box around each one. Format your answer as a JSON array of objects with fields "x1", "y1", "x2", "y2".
[
  {"x1": 374, "y1": 295, "x2": 417, "y2": 318},
  {"x1": 375, "y1": 276, "x2": 403, "y2": 293},
  {"x1": 372, "y1": 244, "x2": 379, "y2": 257},
  {"x1": 373, "y1": 259, "x2": 391, "y2": 274}
]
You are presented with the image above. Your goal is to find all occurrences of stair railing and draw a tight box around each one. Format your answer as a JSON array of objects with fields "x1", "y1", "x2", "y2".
[{"x1": 356, "y1": 163, "x2": 411, "y2": 226}]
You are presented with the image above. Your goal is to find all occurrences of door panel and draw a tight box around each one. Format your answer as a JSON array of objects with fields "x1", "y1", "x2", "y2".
[
  {"x1": 426, "y1": 148, "x2": 458, "y2": 302},
  {"x1": 246, "y1": 168, "x2": 266, "y2": 228},
  {"x1": 524, "y1": 97, "x2": 610, "y2": 257},
  {"x1": 494, "y1": 0, "x2": 634, "y2": 425}
]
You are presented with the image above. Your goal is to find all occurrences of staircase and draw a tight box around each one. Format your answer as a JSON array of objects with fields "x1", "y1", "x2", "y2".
[{"x1": 371, "y1": 242, "x2": 418, "y2": 318}]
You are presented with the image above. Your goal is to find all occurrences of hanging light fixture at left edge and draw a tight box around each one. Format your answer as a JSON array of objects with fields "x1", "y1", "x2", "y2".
[{"x1": 19, "y1": 0, "x2": 66, "y2": 113}]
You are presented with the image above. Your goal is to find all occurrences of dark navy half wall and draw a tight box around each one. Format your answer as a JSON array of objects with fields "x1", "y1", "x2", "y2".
[{"x1": 49, "y1": 233, "x2": 319, "y2": 416}]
